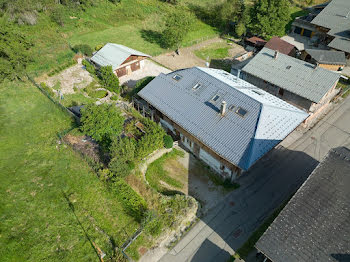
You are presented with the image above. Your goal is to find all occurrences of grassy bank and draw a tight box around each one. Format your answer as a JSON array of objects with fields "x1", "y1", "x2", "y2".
[{"x1": 0, "y1": 82, "x2": 138, "y2": 261}]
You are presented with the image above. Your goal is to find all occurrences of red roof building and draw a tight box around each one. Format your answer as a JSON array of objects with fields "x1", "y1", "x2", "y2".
[{"x1": 265, "y1": 37, "x2": 297, "y2": 57}]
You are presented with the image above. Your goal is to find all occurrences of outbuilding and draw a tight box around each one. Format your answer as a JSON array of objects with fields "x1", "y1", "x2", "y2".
[{"x1": 90, "y1": 43, "x2": 150, "y2": 77}]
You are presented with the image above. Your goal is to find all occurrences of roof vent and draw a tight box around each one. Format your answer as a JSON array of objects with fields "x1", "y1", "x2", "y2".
[
  {"x1": 286, "y1": 65, "x2": 291, "y2": 70},
  {"x1": 173, "y1": 74, "x2": 182, "y2": 81},
  {"x1": 220, "y1": 101, "x2": 227, "y2": 116},
  {"x1": 274, "y1": 51, "x2": 279, "y2": 60}
]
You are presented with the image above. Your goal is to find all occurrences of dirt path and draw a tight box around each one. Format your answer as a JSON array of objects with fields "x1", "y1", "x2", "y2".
[{"x1": 153, "y1": 37, "x2": 225, "y2": 70}]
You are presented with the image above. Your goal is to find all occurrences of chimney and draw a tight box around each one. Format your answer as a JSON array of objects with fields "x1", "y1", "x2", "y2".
[
  {"x1": 220, "y1": 101, "x2": 227, "y2": 116},
  {"x1": 237, "y1": 69, "x2": 241, "y2": 79},
  {"x1": 274, "y1": 51, "x2": 279, "y2": 59}
]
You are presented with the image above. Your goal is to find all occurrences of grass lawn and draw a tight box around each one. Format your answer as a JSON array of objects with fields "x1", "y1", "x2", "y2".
[
  {"x1": 0, "y1": 81, "x2": 139, "y2": 261},
  {"x1": 146, "y1": 149, "x2": 185, "y2": 193},
  {"x1": 22, "y1": 0, "x2": 220, "y2": 77},
  {"x1": 194, "y1": 42, "x2": 230, "y2": 61}
]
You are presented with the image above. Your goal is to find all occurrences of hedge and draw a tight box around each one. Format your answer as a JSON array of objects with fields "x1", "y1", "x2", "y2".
[{"x1": 112, "y1": 178, "x2": 147, "y2": 221}]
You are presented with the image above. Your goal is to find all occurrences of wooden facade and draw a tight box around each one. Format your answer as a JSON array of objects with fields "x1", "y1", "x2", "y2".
[{"x1": 115, "y1": 55, "x2": 146, "y2": 77}]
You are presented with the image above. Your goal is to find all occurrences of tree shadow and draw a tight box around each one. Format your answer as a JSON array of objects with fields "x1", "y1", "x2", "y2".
[
  {"x1": 140, "y1": 29, "x2": 166, "y2": 48},
  {"x1": 190, "y1": 239, "x2": 231, "y2": 262}
]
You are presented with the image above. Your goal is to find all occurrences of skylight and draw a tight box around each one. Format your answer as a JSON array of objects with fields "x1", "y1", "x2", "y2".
[
  {"x1": 193, "y1": 83, "x2": 201, "y2": 90},
  {"x1": 228, "y1": 105, "x2": 235, "y2": 111},
  {"x1": 211, "y1": 94, "x2": 220, "y2": 102},
  {"x1": 236, "y1": 107, "x2": 247, "y2": 117},
  {"x1": 173, "y1": 74, "x2": 182, "y2": 81}
]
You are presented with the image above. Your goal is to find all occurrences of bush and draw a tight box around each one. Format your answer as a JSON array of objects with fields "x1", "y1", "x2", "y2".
[
  {"x1": 110, "y1": 94, "x2": 118, "y2": 101},
  {"x1": 89, "y1": 89, "x2": 108, "y2": 99},
  {"x1": 72, "y1": 44, "x2": 93, "y2": 56},
  {"x1": 99, "y1": 65, "x2": 120, "y2": 94},
  {"x1": 80, "y1": 103, "x2": 124, "y2": 146},
  {"x1": 40, "y1": 82, "x2": 55, "y2": 98},
  {"x1": 142, "y1": 210, "x2": 163, "y2": 236},
  {"x1": 82, "y1": 59, "x2": 95, "y2": 75},
  {"x1": 109, "y1": 157, "x2": 131, "y2": 178},
  {"x1": 112, "y1": 178, "x2": 147, "y2": 221},
  {"x1": 129, "y1": 76, "x2": 155, "y2": 98},
  {"x1": 110, "y1": 136, "x2": 136, "y2": 161},
  {"x1": 163, "y1": 135, "x2": 173, "y2": 149}
]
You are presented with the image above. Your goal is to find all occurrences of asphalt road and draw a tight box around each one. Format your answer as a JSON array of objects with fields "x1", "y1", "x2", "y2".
[{"x1": 159, "y1": 97, "x2": 350, "y2": 262}]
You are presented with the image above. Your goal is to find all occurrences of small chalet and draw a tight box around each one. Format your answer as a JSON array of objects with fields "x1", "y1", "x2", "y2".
[
  {"x1": 256, "y1": 146, "x2": 350, "y2": 262},
  {"x1": 303, "y1": 49, "x2": 346, "y2": 71},
  {"x1": 265, "y1": 37, "x2": 297, "y2": 57},
  {"x1": 91, "y1": 43, "x2": 150, "y2": 77},
  {"x1": 136, "y1": 67, "x2": 308, "y2": 181},
  {"x1": 245, "y1": 36, "x2": 267, "y2": 50},
  {"x1": 241, "y1": 48, "x2": 340, "y2": 125}
]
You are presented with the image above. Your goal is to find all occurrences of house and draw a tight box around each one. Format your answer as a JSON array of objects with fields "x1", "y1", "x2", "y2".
[
  {"x1": 255, "y1": 146, "x2": 350, "y2": 262},
  {"x1": 290, "y1": 2, "x2": 329, "y2": 39},
  {"x1": 90, "y1": 43, "x2": 150, "y2": 77},
  {"x1": 302, "y1": 49, "x2": 346, "y2": 71},
  {"x1": 245, "y1": 36, "x2": 267, "y2": 51},
  {"x1": 265, "y1": 37, "x2": 297, "y2": 57},
  {"x1": 311, "y1": 0, "x2": 350, "y2": 57},
  {"x1": 241, "y1": 48, "x2": 340, "y2": 125},
  {"x1": 136, "y1": 67, "x2": 308, "y2": 181}
]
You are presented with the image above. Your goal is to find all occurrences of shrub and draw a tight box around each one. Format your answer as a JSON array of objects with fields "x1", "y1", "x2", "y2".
[
  {"x1": 40, "y1": 82, "x2": 55, "y2": 98},
  {"x1": 95, "y1": 44, "x2": 104, "y2": 51},
  {"x1": 110, "y1": 94, "x2": 118, "y2": 101},
  {"x1": 80, "y1": 103, "x2": 124, "y2": 146},
  {"x1": 89, "y1": 89, "x2": 108, "y2": 99},
  {"x1": 110, "y1": 136, "x2": 136, "y2": 161},
  {"x1": 82, "y1": 59, "x2": 95, "y2": 74},
  {"x1": 129, "y1": 76, "x2": 155, "y2": 98},
  {"x1": 142, "y1": 210, "x2": 163, "y2": 236},
  {"x1": 109, "y1": 157, "x2": 131, "y2": 178},
  {"x1": 163, "y1": 135, "x2": 173, "y2": 149},
  {"x1": 112, "y1": 178, "x2": 147, "y2": 221},
  {"x1": 72, "y1": 44, "x2": 93, "y2": 56},
  {"x1": 99, "y1": 65, "x2": 120, "y2": 93}
]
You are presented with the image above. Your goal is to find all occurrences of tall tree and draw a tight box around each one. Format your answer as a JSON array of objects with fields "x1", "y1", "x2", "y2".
[
  {"x1": 216, "y1": 0, "x2": 245, "y2": 29},
  {"x1": 248, "y1": 0, "x2": 290, "y2": 39},
  {"x1": 162, "y1": 9, "x2": 194, "y2": 49}
]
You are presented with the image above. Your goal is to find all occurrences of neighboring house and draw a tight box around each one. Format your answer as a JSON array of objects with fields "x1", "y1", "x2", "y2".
[
  {"x1": 291, "y1": 2, "x2": 329, "y2": 38},
  {"x1": 311, "y1": 0, "x2": 350, "y2": 57},
  {"x1": 265, "y1": 37, "x2": 297, "y2": 57},
  {"x1": 136, "y1": 67, "x2": 308, "y2": 181},
  {"x1": 255, "y1": 146, "x2": 350, "y2": 262},
  {"x1": 241, "y1": 48, "x2": 340, "y2": 125},
  {"x1": 244, "y1": 36, "x2": 267, "y2": 51},
  {"x1": 302, "y1": 49, "x2": 346, "y2": 71},
  {"x1": 90, "y1": 43, "x2": 150, "y2": 77}
]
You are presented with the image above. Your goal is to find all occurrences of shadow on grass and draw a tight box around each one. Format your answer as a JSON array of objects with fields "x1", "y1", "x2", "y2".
[{"x1": 140, "y1": 29, "x2": 166, "y2": 48}]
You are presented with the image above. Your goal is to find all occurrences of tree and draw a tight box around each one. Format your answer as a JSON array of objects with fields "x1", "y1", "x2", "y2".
[
  {"x1": 0, "y1": 21, "x2": 33, "y2": 81},
  {"x1": 109, "y1": 157, "x2": 130, "y2": 178},
  {"x1": 235, "y1": 21, "x2": 246, "y2": 37},
  {"x1": 80, "y1": 104, "x2": 124, "y2": 146},
  {"x1": 99, "y1": 65, "x2": 120, "y2": 94},
  {"x1": 110, "y1": 136, "x2": 136, "y2": 161},
  {"x1": 215, "y1": 0, "x2": 244, "y2": 29},
  {"x1": 248, "y1": 0, "x2": 290, "y2": 39},
  {"x1": 162, "y1": 10, "x2": 194, "y2": 49}
]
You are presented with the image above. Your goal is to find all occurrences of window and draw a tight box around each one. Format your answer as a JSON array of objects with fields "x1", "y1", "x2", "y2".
[
  {"x1": 173, "y1": 74, "x2": 182, "y2": 81},
  {"x1": 211, "y1": 94, "x2": 220, "y2": 102},
  {"x1": 228, "y1": 105, "x2": 235, "y2": 111},
  {"x1": 278, "y1": 88, "x2": 284, "y2": 96},
  {"x1": 193, "y1": 83, "x2": 201, "y2": 90},
  {"x1": 236, "y1": 107, "x2": 247, "y2": 117}
]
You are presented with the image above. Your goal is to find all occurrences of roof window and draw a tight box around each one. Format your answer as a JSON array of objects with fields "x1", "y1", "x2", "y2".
[
  {"x1": 173, "y1": 74, "x2": 182, "y2": 81},
  {"x1": 211, "y1": 94, "x2": 220, "y2": 102},
  {"x1": 236, "y1": 107, "x2": 247, "y2": 117},
  {"x1": 193, "y1": 83, "x2": 201, "y2": 90}
]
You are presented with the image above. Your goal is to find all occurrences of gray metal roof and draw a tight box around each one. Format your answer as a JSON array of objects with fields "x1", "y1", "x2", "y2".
[
  {"x1": 138, "y1": 67, "x2": 308, "y2": 171},
  {"x1": 256, "y1": 146, "x2": 350, "y2": 262},
  {"x1": 311, "y1": 0, "x2": 350, "y2": 53},
  {"x1": 242, "y1": 48, "x2": 340, "y2": 103},
  {"x1": 90, "y1": 43, "x2": 150, "y2": 70},
  {"x1": 305, "y1": 49, "x2": 347, "y2": 65}
]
